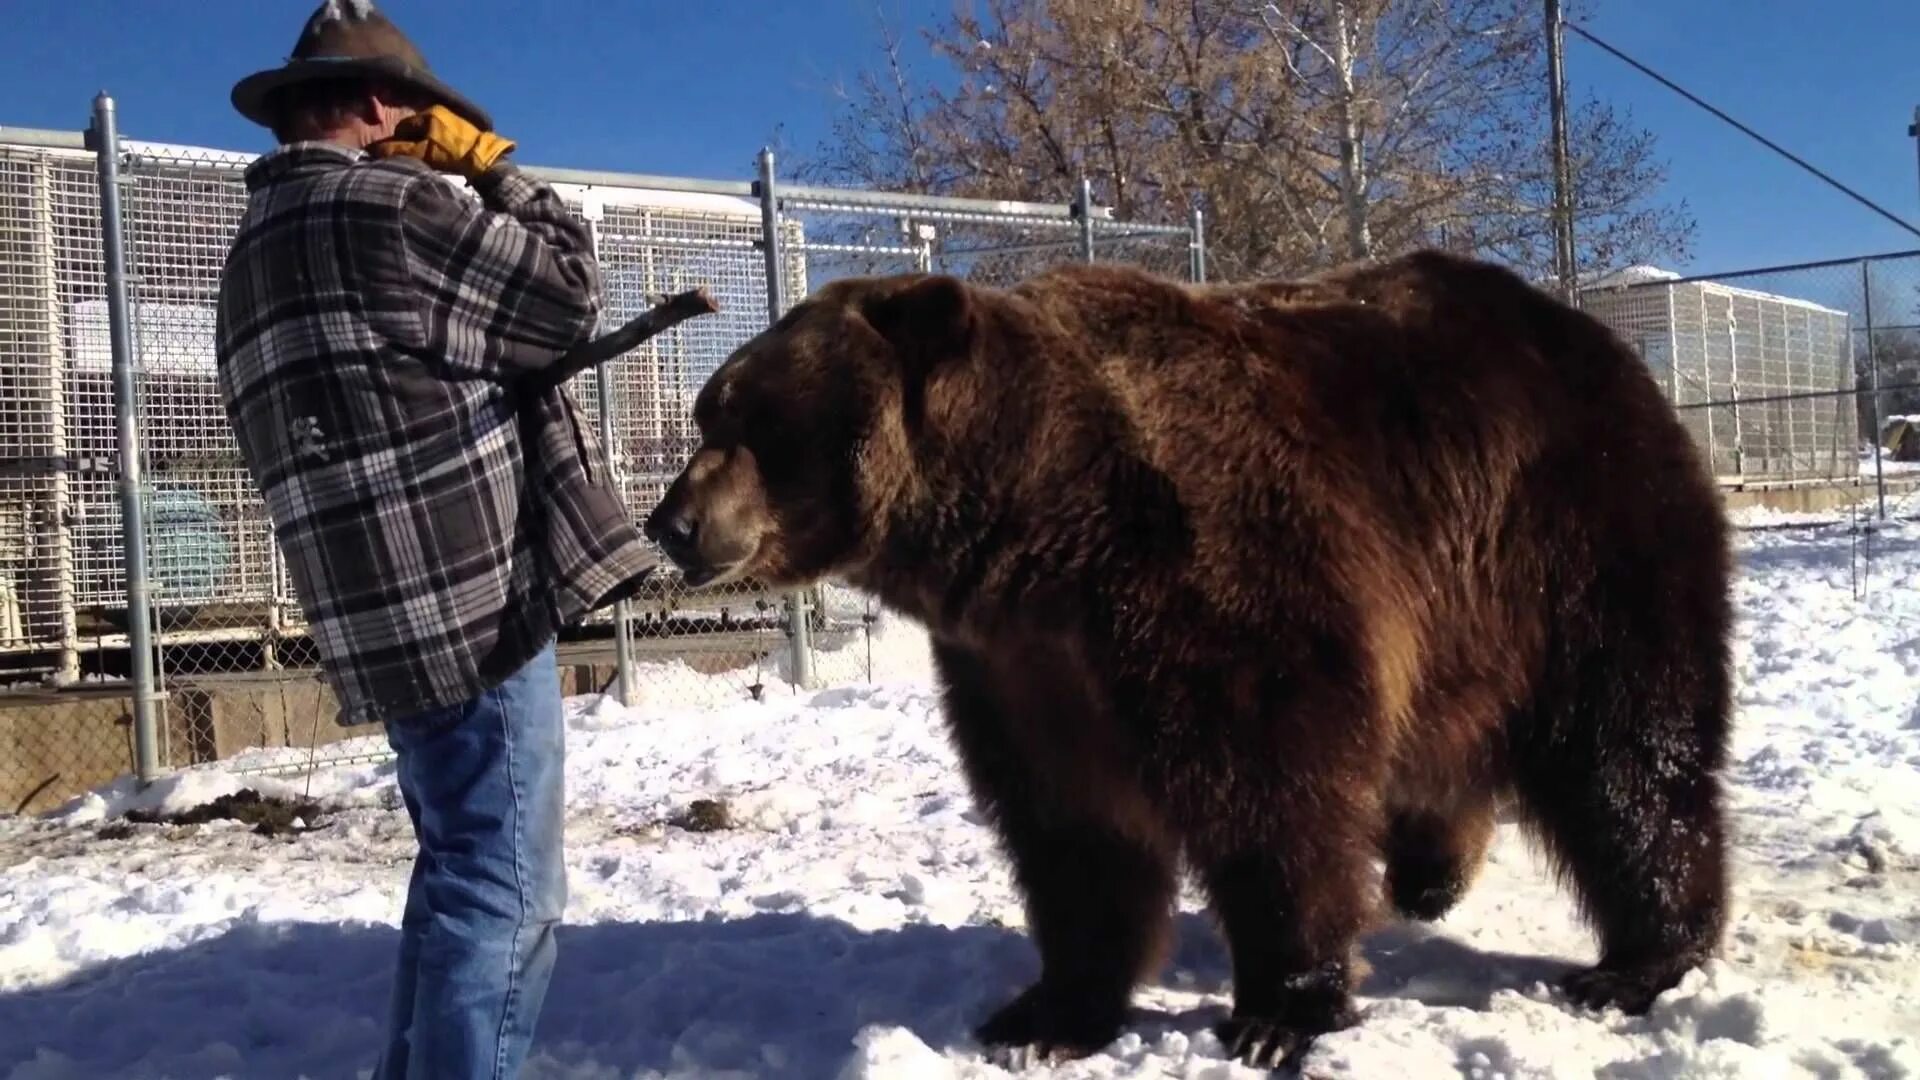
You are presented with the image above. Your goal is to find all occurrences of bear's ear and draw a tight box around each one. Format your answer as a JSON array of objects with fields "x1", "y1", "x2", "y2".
[{"x1": 858, "y1": 274, "x2": 976, "y2": 378}]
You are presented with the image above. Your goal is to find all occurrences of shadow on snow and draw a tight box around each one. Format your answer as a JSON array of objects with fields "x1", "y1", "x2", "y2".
[{"x1": 0, "y1": 907, "x2": 1585, "y2": 1079}]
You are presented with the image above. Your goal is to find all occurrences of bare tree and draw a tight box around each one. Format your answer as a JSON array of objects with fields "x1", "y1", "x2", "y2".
[
  {"x1": 799, "y1": 0, "x2": 1692, "y2": 284},
  {"x1": 804, "y1": 9, "x2": 949, "y2": 195},
  {"x1": 1255, "y1": 0, "x2": 1374, "y2": 260}
]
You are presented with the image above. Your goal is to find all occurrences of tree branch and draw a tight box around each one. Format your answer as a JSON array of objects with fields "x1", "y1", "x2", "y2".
[{"x1": 535, "y1": 288, "x2": 722, "y2": 390}]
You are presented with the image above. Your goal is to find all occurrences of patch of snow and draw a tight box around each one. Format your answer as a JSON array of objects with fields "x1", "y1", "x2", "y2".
[
  {"x1": 1725, "y1": 505, "x2": 1850, "y2": 530},
  {"x1": 1, "y1": 524, "x2": 1917, "y2": 1078},
  {"x1": 1583, "y1": 263, "x2": 1684, "y2": 288}
]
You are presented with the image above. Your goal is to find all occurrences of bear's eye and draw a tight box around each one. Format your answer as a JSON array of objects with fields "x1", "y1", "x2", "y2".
[{"x1": 696, "y1": 386, "x2": 755, "y2": 447}]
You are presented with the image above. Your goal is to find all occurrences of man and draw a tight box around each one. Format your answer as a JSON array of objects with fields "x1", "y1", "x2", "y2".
[{"x1": 215, "y1": 3, "x2": 658, "y2": 1076}]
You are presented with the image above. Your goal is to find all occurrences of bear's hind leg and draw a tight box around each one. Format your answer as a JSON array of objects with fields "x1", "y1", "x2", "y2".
[
  {"x1": 933, "y1": 641, "x2": 1177, "y2": 1062},
  {"x1": 1382, "y1": 796, "x2": 1496, "y2": 922},
  {"x1": 1515, "y1": 684, "x2": 1729, "y2": 1014}
]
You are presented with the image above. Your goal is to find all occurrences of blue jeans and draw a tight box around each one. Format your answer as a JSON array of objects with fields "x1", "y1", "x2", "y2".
[{"x1": 374, "y1": 641, "x2": 568, "y2": 1080}]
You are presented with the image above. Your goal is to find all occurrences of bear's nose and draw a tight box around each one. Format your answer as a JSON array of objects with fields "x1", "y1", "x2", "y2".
[{"x1": 645, "y1": 510, "x2": 699, "y2": 553}]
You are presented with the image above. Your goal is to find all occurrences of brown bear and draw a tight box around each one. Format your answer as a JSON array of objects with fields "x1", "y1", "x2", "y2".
[{"x1": 642, "y1": 250, "x2": 1733, "y2": 1069}]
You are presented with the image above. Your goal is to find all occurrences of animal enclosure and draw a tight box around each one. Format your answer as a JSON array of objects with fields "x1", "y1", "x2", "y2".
[
  {"x1": 0, "y1": 113, "x2": 1200, "y2": 804},
  {"x1": 1581, "y1": 266, "x2": 1860, "y2": 485}
]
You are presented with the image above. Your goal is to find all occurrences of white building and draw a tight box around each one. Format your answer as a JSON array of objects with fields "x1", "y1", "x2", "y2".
[{"x1": 1581, "y1": 265, "x2": 1857, "y2": 486}]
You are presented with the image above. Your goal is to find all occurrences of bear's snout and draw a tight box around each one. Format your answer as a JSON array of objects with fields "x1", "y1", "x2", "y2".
[
  {"x1": 642, "y1": 502, "x2": 702, "y2": 565},
  {"x1": 641, "y1": 445, "x2": 777, "y2": 589},
  {"x1": 643, "y1": 506, "x2": 698, "y2": 550}
]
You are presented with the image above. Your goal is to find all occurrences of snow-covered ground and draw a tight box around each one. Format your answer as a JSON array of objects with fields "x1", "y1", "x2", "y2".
[
  {"x1": 3, "y1": 520, "x2": 1919, "y2": 1079},
  {"x1": 1860, "y1": 456, "x2": 1920, "y2": 479}
]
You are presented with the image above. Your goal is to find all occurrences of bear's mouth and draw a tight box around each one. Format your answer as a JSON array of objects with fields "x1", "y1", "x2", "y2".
[
  {"x1": 662, "y1": 533, "x2": 770, "y2": 591},
  {"x1": 678, "y1": 563, "x2": 723, "y2": 589},
  {"x1": 672, "y1": 557, "x2": 745, "y2": 590}
]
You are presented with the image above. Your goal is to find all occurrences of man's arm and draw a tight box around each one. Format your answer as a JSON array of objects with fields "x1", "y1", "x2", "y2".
[{"x1": 397, "y1": 161, "x2": 604, "y2": 378}]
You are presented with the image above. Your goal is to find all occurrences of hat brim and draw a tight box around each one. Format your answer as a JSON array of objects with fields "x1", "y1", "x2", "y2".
[{"x1": 231, "y1": 56, "x2": 493, "y2": 133}]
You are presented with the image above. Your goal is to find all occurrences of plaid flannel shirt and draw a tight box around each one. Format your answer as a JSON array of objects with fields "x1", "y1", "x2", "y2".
[{"x1": 215, "y1": 142, "x2": 657, "y2": 726}]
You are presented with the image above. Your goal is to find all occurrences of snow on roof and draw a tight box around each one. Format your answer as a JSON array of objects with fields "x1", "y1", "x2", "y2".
[
  {"x1": 15, "y1": 132, "x2": 763, "y2": 220},
  {"x1": 547, "y1": 181, "x2": 760, "y2": 219},
  {"x1": 1579, "y1": 263, "x2": 1850, "y2": 318},
  {"x1": 1582, "y1": 264, "x2": 1682, "y2": 288}
]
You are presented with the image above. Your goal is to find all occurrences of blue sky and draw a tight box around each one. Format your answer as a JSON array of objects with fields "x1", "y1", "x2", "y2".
[{"x1": 2, "y1": 0, "x2": 1916, "y2": 277}]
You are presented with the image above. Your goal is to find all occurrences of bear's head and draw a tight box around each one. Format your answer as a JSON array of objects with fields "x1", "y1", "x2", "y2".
[{"x1": 642, "y1": 273, "x2": 977, "y2": 590}]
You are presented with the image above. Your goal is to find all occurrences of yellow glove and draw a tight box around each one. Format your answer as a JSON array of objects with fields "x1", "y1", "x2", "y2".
[{"x1": 370, "y1": 105, "x2": 515, "y2": 179}]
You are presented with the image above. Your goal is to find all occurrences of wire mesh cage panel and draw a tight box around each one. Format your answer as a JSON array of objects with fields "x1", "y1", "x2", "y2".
[
  {"x1": 118, "y1": 149, "x2": 271, "y2": 651},
  {"x1": 0, "y1": 122, "x2": 1205, "y2": 800},
  {"x1": 768, "y1": 188, "x2": 1198, "y2": 687},
  {"x1": 0, "y1": 149, "x2": 74, "y2": 658},
  {"x1": 0, "y1": 142, "x2": 273, "y2": 678},
  {"x1": 0, "y1": 143, "x2": 149, "y2": 810},
  {"x1": 778, "y1": 191, "x2": 1195, "y2": 289},
  {"x1": 1581, "y1": 267, "x2": 1858, "y2": 485},
  {"x1": 0, "y1": 146, "x2": 107, "y2": 668},
  {"x1": 556, "y1": 184, "x2": 820, "y2": 706},
  {"x1": 584, "y1": 194, "x2": 790, "y2": 521}
]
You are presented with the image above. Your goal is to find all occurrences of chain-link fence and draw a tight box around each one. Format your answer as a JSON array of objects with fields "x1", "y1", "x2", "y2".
[
  {"x1": 762, "y1": 162, "x2": 1206, "y2": 690},
  {"x1": 5, "y1": 92, "x2": 1913, "y2": 816},
  {"x1": 1579, "y1": 251, "x2": 1920, "y2": 521},
  {"x1": 3, "y1": 93, "x2": 1912, "y2": 813},
  {"x1": 0, "y1": 128, "x2": 147, "y2": 813},
  {"x1": 559, "y1": 161, "x2": 810, "y2": 711},
  {"x1": 0, "y1": 102, "x2": 1205, "y2": 808}
]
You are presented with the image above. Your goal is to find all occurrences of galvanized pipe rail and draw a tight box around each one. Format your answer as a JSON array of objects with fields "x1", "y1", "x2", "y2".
[{"x1": 86, "y1": 94, "x2": 162, "y2": 785}]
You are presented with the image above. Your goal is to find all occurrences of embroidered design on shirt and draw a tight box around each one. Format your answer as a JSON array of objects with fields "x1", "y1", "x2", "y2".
[{"x1": 291, "y1": 416, "x2": 331, "y2": 463}]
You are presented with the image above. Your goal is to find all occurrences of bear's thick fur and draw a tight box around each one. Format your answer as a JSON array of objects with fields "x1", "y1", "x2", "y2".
[{"x1": 644, "y1": 250, "x2": 1734, "y2": 1068}]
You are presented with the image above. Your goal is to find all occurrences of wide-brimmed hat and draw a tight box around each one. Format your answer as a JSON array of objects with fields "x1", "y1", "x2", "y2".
[{"x1": 231, "y1": 0, "x2": 492, "y2": 133}]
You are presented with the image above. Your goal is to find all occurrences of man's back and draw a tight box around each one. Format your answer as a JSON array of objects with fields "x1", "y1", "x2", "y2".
[
  {"x1": 216, "y1": 141, "x2": 623, "y2": 724},
  {"x1": 219, "y1": 7, "x2": 666, "y2": 1073}
]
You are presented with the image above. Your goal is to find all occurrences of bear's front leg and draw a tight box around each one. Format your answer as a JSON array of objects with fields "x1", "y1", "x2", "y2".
[
  {"x1": 931, "y1": 639, "x2": 1178, "y2": 1063},
  {"x1": 1194, "y1": 839, "x2": 1370, "y2": 1069},
  {"x1": 968, "y1": 815, "x2": 1178, "y2": 1065},
  {"x1": 1156, "y1": 662, "x2": 1385, "y2": 1069}
]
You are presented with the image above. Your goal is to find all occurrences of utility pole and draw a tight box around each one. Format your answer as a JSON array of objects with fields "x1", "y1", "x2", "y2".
[
  {"x1": 1910, "y1": 105, "x2": 1919, "y2": 217},
  {"x1": 1546, "y1": 0, "x2": 1577, "y2": 302}
]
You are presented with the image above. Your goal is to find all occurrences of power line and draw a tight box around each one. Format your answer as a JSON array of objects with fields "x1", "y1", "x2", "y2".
[
  {"x1": 1566, "y1": 22, "x2": 1920, "y2": 243},
  {"x1": 1671, "y1": 381, "x2": 1920, "y2": 413}
]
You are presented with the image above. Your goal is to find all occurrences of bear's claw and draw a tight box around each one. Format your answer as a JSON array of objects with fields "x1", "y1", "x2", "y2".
[
  {"x1": 1558, "y1": 962, "x2": 1688, "y2": 1015},
  {"x1": 984, "y1": 1044, "x2": 1073, "y2": 1071},
  {"x1": 1391, "y1": 880, "x2": 1466, "y2": 922},
  {"x1": 1215, "y1": 1016, "x2": 1315, "y2": 1070},
  {"x1": 973, "y1": 984, "x2": 1122, "y2": 1064}
]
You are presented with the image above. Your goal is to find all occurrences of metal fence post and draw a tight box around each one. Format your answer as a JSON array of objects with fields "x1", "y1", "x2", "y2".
[
  {"x1": 598, "y1": 358, "x2": 637, "y2": 704},
  {"x1": 88, "y1": 92, "x2": 160, "y2": 785},
  {"x1": 1189, "y1": 205, "x2": 1207, "y2": 283},
  {"x1": 581, "y1": 214, "x2": 638, "y2": 705},
  {"x1": 756, "y1": 148, "x2": 816, "y2": 689},
  {"x1": 1074, "y1": 176, "x2": 1096, "y2": 263},
  {"x1": 1862, "y1": 260, "x2": 1887, "y2": 519}
]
